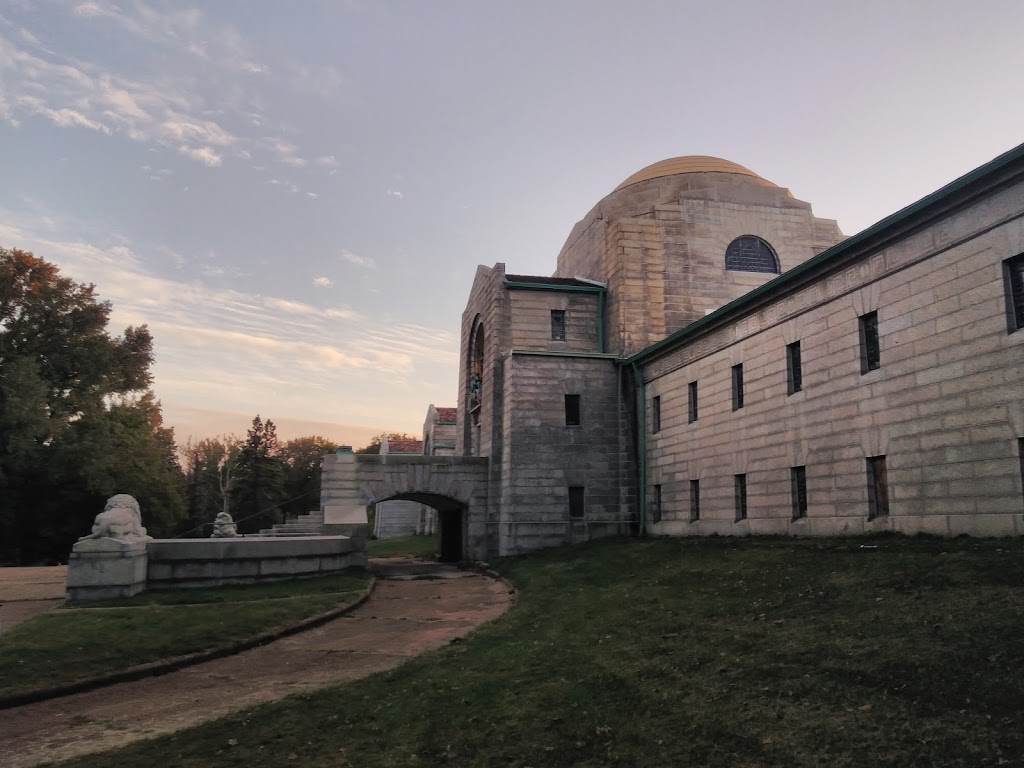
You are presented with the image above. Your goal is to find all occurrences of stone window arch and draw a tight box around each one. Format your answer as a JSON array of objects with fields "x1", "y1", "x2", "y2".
[{"x1": 725, "y1": 235, "x2": 780, "y2": 274}]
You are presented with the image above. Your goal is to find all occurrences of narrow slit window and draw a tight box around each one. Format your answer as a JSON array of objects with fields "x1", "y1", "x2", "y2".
[
  {"x1": 651, "y1": 484, "x2": 662, "y2": 524},
  {"x1": 688, "y1": 381, "x2": 698, "y2": 423},
  {"x1": 866, "y1": 456, "x2": 889, "y2": 519},
  {"x1": 787, "y1": 341, "x2": 802, "y2": 395},
  {"x1": 1005, "y1": 254, "x2": 1024, "y2": 332},
  {"x1": 735, "y1": 474, "x2": 747, "y2": 521},
  {"x1": 732, "y1": 364, "x2": 744, "y2": 411},
  {"x1": 652, "y1": 395, "x2": 661, "y2": 434},
  {"x1": 551, "y1": 309, "x2": 566, "y2": 341},
  {"x1": 689, "y1": 479, "x2": 700, "y2": 522},
  {"x1": 791, "y1": 466, "x2": 808, "y2": 519},
  {"x1": 568, "y1": 486, "x2": 585, "y2": 519},
  {"x1": 1019, "y1": 439, "x2": 1024, "y2": 512},
  {"x1": 859, "y1": 311, "x2": 880, "y2": 373},
  {"x1": 565, "y1": 394, "x2": 581, "y2": 426}
]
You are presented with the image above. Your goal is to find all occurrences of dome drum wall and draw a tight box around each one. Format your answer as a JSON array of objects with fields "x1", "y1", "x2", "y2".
[{"x1": 553, "y1": 158, "x2": 844, "y2": 357}]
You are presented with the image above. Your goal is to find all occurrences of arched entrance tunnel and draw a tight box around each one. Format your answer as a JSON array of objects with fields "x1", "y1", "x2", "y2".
[
  {"x1": 373, "y1": 492, "x2": 466, "y2": 562},
  {"x1": 320, "y1": 450, "x2": 491, "y2": 562}
]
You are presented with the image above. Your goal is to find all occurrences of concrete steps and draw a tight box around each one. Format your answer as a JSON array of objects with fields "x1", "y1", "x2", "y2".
[{"x1": 258, "y1": 511, "x2": 325, "y2": 537}]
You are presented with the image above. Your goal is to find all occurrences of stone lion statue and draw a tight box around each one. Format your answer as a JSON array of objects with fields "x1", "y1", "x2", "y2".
[{"x1": 78, "y1": 494, "x2": 151, "y2": 543}]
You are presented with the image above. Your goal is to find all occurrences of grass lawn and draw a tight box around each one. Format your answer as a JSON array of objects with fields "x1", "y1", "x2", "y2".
[
  {"x1": 368, "y1": 534, "x2": 438, "y2": 559},
  {"x1": 57, "y1": 535, "x2": 1024, "y2": 767},
  {"x1": 0, "y1": 570, "x2": 371, "y2": 698}
]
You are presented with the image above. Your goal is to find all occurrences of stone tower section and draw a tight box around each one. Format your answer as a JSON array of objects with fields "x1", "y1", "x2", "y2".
[{"x1": 554, "y1": 156, "x2": 845, "y2": 357}]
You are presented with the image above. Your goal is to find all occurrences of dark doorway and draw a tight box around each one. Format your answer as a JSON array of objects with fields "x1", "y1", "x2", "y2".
[{"x1": 438, "y1": 508, "x2": 463, "y2": 562}]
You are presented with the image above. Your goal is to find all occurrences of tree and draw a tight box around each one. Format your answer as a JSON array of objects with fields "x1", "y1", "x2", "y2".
[
  {"x1": 0, "y1": 247, "x2": 184, "y2": 563},
  {"x1": 179, "y1": 435, "x2": 241, "y2": 537},
  {"x1": 231, "y1": 415, "x2": 285, "y2": 533},
  {"x1": 280, "y1": 435, "x2": 338, "y2": 519},
  {"x1": 355, "y1": 432, "x2": 418, "y2": 454}
]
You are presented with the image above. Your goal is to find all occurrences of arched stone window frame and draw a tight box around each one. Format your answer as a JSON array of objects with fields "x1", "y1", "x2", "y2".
[{"x1": 725, "y1": 235, "x2": 780, "y2": 274}]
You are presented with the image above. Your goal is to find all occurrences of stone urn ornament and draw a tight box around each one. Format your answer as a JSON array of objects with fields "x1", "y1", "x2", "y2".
[{"x1": 212, "y1": 511, "x2": 238, "y2": 538}]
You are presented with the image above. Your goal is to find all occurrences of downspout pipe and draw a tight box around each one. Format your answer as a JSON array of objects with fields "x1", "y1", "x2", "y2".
[{"x1": 630, "y1": 361, "x2": 647, "y2": 535}]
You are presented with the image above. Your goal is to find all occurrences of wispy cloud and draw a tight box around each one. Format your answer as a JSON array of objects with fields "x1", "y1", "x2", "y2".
[
  {"x1": 0, "y1": 7, "x2": 311, "y2": 171},
  {"x1": 386, "y1": 189, "x2": 404, "y2": 199},
  {"x1": 341, "y1": 248, "x2": 375, "y2": 269},
  {"x1": 312, "y1": 276, "x2": 332, "y2": 287},
  {"x1": 0, "y1": 214, "x2": 457, "y2": 409}
]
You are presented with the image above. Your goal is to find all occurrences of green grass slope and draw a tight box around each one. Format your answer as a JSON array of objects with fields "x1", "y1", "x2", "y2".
[{"x1": 59, "y1": 536, "x2": 1024, "y2": 767}]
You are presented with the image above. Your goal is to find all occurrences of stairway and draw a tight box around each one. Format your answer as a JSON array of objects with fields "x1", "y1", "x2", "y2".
[{"x1": 257, "y1": 510, "x2": 325, "y2": 537}]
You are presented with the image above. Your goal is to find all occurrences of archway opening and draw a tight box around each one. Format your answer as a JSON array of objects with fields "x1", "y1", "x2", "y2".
[{"x1": 372, "y1": 491, "x2": 467, "y2": 563}]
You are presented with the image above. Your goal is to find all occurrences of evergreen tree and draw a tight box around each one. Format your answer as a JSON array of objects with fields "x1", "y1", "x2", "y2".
[{"x1": 231, "y1": 415, "x2": 285, "y2": 533}]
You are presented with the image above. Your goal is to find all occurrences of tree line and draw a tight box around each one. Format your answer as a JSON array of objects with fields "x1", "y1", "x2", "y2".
[{"x1": 0, "y1": 247, "x2": 388, "y2": 565}]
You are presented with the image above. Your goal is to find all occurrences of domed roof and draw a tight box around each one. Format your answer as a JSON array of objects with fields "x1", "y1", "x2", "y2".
[{"x1": 614, "y1": 155, "x2": 775, "y2": 191}]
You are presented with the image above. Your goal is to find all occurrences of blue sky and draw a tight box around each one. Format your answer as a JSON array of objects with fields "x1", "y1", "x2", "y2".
[{"x1": 2, "y1": 0, "x2": 1022, "y2": 447}]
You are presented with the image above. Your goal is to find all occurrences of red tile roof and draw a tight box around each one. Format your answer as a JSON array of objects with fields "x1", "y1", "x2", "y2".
[
  {"x1": 435, "y1": 407, "x2": 457, "y2": 424},
  {"x1": 385, "y1": 439, "x2": 423, "y2": 454}
]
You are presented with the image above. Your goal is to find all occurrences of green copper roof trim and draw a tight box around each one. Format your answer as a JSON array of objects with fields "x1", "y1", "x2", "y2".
[
  {"x1": 503, "y1": 281, "x2": 606, "y2": 293},
  {"x1": 621, "y1": 140, "x2": 1024, "y2": 368},
  {"x1": 508, "y1": 350, "x2": 620, "y2": 359}
]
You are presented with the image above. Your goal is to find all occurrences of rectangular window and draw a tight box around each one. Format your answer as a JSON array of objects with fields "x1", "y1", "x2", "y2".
[
  {"x1": 652, "y1": 395, "x2": 661, "y2": 434},
  {"x1": 689, "y1": 479, "x2": 700, "y2": 522},
  {"x1": 568, "y1": 486, "x2": 585, "y2": 519},
  {"x1": 1005, "y1": 254, "x2": 1024, "y2": 332},
  {"x1": 731, "y1": 364, "x2": 744, "y2": 410},
  {"x1": 565, "y1": 394, "x2": 581, "y2": 426},
  {"x1": 859, "y1": 311, "x2": 880, "y2": 373},
  {"x1": 1019, "y1": 439, "x2": 1024, "y2": 512},
  {"x1": 651, "y1": 484, "x2": 662, "y2": 524},
  {"x1": 791, "y1": 466, "x2": 808, "y2": 519},
  {"x1": 786, "y1": 341, "x2": 803, "y2": 395},
  {"x1": 551, "y1": 309, "x2": 566, "y2": 341},
  {"x1": 866, "y1": 456, "x2": 889, "y2": 519},
  {"x1": 688, "y1": 381, "x2": 698, "y2": 423},
  {"x1": 734, "y1": 474, "x2": 747, "y2": 521}
]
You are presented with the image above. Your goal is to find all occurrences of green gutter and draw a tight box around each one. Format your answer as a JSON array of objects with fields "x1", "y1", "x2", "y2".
[
  {"x1": 620, "y1": 140, "x2": 1024, "y2": 369},
  {"x1": 504, "y1": 281, "x2": 606, "y2": 293},
  {"x1": 504, "y1": 280, "x2": 609, "y2": 354},
  {"x1": 630, "y1": 361, "x2": 647, "y2": 535}
]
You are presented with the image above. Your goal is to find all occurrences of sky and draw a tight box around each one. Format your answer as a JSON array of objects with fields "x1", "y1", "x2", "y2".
[{"x1": 2, "y1": 0, "x2": 1023, "y2": 448}]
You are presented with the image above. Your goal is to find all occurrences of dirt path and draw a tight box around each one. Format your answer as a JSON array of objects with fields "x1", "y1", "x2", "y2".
[
  {"x1": 0, "y1": 566, "x2": 66, "y2": 630},
  {"x1": 0, "y1": 562, "x2": 512, "y2": 768}
]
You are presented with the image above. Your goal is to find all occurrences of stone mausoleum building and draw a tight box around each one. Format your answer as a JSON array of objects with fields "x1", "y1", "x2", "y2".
[{"x1": 323, "y1": 148, "x2": 1024, "y2": 560}]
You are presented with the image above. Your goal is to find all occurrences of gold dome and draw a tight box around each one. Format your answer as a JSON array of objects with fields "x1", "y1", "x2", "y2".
[{"x1": 614, "y1": 155, "x2": 774, "y2": 191}]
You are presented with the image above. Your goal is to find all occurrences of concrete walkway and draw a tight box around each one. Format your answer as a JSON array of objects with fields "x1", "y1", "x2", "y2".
[
  {"x1": 0, "y1": 560, "x2": 513, "y2": 768},
  {"x1": 0, "y1": 566, "x2": 66, "y2": 631}
]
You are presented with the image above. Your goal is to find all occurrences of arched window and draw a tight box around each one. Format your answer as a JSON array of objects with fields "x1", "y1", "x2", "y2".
[
  {"x1": 725, "y1": 236, "x2": 779, "y2": 274},
  {"x1": 468, "y1": 320, "x2": 485, "y2": 415}
]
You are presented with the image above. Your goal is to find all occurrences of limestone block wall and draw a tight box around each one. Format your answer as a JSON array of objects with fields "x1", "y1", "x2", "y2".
[
  {"x1": 498, "y1": 353, "x2": 632, "y2": 555},
  {"x1": 554, "y1": 173, "x2": 844, "y2": 358},
  {"x1": 373, "y1": 500, "x2": 422, "y2": 539},
  {"x1": 640, "y1": 176, "x2": 1024, "y2": 537},
  {"x1": 456, "y1": 264, "x2": 509, "y2": 461},
  {"x1": 508, "y1": 290, "x2": 600, "y2": 352}
]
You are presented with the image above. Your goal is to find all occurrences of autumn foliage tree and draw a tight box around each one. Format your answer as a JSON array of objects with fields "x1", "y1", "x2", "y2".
[{"x1": 0, "y1": 247, "x2": 184, "y2": 564}]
